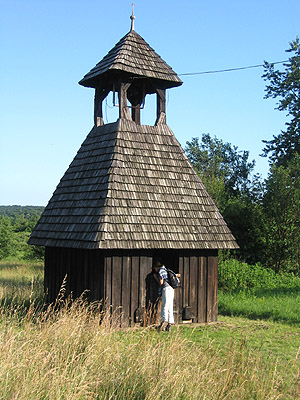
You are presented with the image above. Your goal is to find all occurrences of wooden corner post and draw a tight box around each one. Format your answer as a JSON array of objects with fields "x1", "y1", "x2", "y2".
[
  {"x1": 155, "y1": 89, "x2": 166, "y2": 125},
  {"x1": 118, "y1": 82, "x2": 131, "y2": 120},
  {"x1": 94, "y1": 87, "x2": 109, "y2": 127}
]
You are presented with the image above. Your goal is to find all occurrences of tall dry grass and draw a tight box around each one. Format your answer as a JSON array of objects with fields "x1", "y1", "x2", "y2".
[
  {"x1": 0, "y1": 262, "x2": 44, "y2": 311},
  {"x1": 0, "y1": 293, "x2": 299, "y2": 400}
]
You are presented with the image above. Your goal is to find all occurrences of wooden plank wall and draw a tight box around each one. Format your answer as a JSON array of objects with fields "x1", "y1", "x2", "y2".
[
  {"x1": 103, "y1": 254, "x2": 153, "y2": 326},
  {"x1": 45, "y1": 247, "x2": 104, "y2": 304},
  {"x1": 45, "y1": 248, "x2": 218, "y2": 324},
  {"x1": 179, "y1": 252, "x2": 218, "y2": 323}
]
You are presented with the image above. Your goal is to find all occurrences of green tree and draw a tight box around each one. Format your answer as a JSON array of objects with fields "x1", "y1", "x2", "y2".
[
  {"x1": 223, "y1": 197, "x2": 265, "y2": 265},
  {"x1": 0, "y1": 207, "x2": 44, "y2": 261},
  {"x1": 262, "y1": 37, "x2": 300, "y2": 166},
  {"x1": 185, "y1": 134, "x2": 257, "y2": 210},
  {"x1": 185, "y1": 134, "x2": 264, "y2": 264},
  {"x1": 263, "y1": 155, "x2": 300, "y2": 273}
]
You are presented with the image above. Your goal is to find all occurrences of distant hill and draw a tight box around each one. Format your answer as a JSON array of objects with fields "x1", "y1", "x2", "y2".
[{"x1": 0, "y1": 205, "x2": 44, "y2": 219}]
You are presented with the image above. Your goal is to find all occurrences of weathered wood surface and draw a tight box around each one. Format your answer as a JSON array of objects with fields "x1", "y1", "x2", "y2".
[
  {"x1": 30, "y1": 119, "x2": 238, "y2": 250},
  {"x1": 79, "y1": 30, "x2": 182, "y2": 91},
  {"x1": 155, "y1": 88, "x2": 166, "y2": 125},
  {"x1": 45, "y1": 248, "x2": 218, "y2": 324},
  {"x1": 94, "y1": 87, "x2": 109, "y2": 127}
]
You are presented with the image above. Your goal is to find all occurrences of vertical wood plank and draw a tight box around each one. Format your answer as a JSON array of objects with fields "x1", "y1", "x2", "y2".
[
  {"x1": 63, "y1": 248, "x2": 70, "y2": 299},
  {"x1": 58, "y1": 248, "x2": 64, "y2": 299},
  {"x1": 197, "y1": 256, "x2": 207, "y2": 323},
  {"x1": 52, "y1": 248, "x2": 58, "y2": 303},
  {"x1": 92, "y1": 251, "x2": 102, "y2": 301},
  {"x1": 83, "y1": 251, "x2": 89, "y2": 300},
  {"x1": 139, "y1": 256, "x2": 150, "y2": 309},
  {"x1": 121, "y1": 256, "x2": 131, "y2": 326},
  {"x1": 69, "y1": 249, "x2": 74, "y2": 298},
  {"x1": 112, "y1": 256, "x2": 122, "y2": 320},
  {"x1": 139, "y1": 256, "x2": 152, "y2": 326},
  {"x1": 131, "y1": 256, "x2": 139, "y2": 323},
  {"x1": 104, "y1": 256, "x2": 112, "y2": 312},
  {"x1": 99, "y1": 254, "x2": 105, "y2": 302},
  {"x1": 50, "y1": 248, "x2": 55, "y2": 303},
  {"x1": 74, "y1": 249, "x2": 82, "y2": 298},
  {"x1": 178, "y1": 256, "x2": 183, "y2": 323},
  {"x1": 212, "y1": 257, "x2": 218, "y2": 322},
  {"x1": 183, "y1": 256, "x2": 189, "y2": 308},
  {"x1": 190, "y1": 256, "x2": 197, "y2": 322},
  {"x1": 76, "y1": 249, "x2": 83, "y2": 298},
  {"x1": 173, "y1": 264, "x2": 180, "y2": 325},
  {"x1": 87, "y1": 251, "x2": 93, "y2": 301},
  {"x1": 147, "y1": 256, "x2": 156, "y2": 325},
  {"x1": 44, "y1": 248, "x2": 49, "y2": 303},
  {"x1": 206, "y1": 256, "x2": 214, "y2": 322},
  {"x1": 68, "y1": 249, "x2": 74, "y2": 299},
  {"x1": 59, "y1": 248, "x2": 66, "y2": 298}
]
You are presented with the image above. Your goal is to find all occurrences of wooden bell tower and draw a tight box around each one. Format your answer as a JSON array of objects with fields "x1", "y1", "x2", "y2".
[
  {"x1": 29, "y1": 9, "x2": 238, "y2": 326},
  {"x1": 79, "y1": 7, "x2": 182, "y2": 129}
]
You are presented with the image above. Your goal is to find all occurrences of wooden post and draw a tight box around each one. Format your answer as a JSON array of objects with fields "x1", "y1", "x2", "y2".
[
  {"x1": 118, "y1": 82, "x2": 131, "y2": 120},
  {"x1": 128, "y1": 91, "x2": 145, "y2": 125},
  {"x1": 94, "y1": 87, "x2": 109, "y2": 127},
  {"x1": 131, "y1": 105, "x2": 141, "y2": 124},
  {"x1": 155, "y1": 89, "x2": 166, "y2": 125}
]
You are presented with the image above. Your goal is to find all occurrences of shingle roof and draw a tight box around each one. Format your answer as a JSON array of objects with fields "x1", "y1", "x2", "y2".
[
  {"x1": 29, "y1": 119, "x2": 238, "y2": 250},
  {"x1": 79, "y1": 30, "x2": 182, "y2": 89}
]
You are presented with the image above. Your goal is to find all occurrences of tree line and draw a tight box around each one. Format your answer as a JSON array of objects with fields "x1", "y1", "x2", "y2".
[
  {"x1": 0, "y1": 206, "x2": 44, "y2": 261},
  {"x1": 186, "y1": 38, "x2": 300, "y2": 274},
  {"x1": 1, "y1": 39, "x2": 299, "y2": 274}
]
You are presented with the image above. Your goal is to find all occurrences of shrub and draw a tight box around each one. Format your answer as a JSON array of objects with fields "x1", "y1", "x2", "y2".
[{"x1": 218, "y1": 259, "x2": 300, "y2": 292}]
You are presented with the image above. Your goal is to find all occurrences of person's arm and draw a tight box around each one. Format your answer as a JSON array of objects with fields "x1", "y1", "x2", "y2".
[{"x1": 153, "y1": 272, "x2": 164, "y2": 286}]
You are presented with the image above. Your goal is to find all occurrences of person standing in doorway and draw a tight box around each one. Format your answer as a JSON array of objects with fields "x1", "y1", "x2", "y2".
[{"x1": 153, "y1": 259, "x2": 174, "y2": 332}]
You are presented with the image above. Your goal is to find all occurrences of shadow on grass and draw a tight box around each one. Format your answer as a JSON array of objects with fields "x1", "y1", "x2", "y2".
[
  {"x1": 0, "y1": 276, "x2": 45, "y2": 315},
  {"x1": 255, "y1": 287, "x2": 300, "y2": 297},
  {"x1": 0, "y1": 296, "x2": 45, "y2": 314},
  {"x1": 219, "y1": 308, "x2": 300, "y2": 326},
  {"x1": 0, "y1": 277, "x2": 43, "y2": 286}
]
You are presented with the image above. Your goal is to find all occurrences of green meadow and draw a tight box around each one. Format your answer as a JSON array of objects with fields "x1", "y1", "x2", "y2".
[{"x1": 0, "y1": 261, "x2": 299, "y2": 400}]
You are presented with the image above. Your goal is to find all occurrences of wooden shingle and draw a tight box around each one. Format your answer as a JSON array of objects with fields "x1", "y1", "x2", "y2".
[
  {"x1": 29, "y1": 119, "x2": 238, "y2": 250},
  {"x1": 79, "y1": 30, "x2": 182, "y2": 90}
]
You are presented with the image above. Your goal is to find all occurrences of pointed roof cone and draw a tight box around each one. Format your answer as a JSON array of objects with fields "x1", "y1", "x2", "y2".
[
  {"x1": 29, "y1": 15, "x2": 238, "y2": 251},
  {"x1": 78, "y1": 29, "x2": 182, "y2": 90}
]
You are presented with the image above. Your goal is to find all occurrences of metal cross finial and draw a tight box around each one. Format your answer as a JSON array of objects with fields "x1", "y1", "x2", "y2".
[{"x1": 130, "y1": 3, "x2": 136, "y2": 31}]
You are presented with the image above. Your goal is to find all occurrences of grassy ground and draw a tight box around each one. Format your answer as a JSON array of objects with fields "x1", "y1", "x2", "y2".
[
  {"x1": 218, "y1": 258, "x2": 300, "y2": 325},
  {"x1": 0, "y1": 262, "x2": 299, "y2": 399},
  {"x1": 219, "y1": 289, "x2": 300, "y2": 325}
]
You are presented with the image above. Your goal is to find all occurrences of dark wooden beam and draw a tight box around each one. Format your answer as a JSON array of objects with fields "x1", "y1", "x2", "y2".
[
  {"x1": 131, "y1": 105, "x2": 141, "y2": 124},
  {"x1": 94, "y1": 87, "x2": 109, "y2": 127},
  {"x1": 155, "y1": 89, "x2": 166, "y2": 125},
  {"x1": 127, "y1": 83, "x2": 145, "y2": 125},
  {"x1": 129, "y1": 94, "x2": 145, "y2": 125},
  {"x1": 118, "y1": 82, "x2": 131, "y2": 120}
]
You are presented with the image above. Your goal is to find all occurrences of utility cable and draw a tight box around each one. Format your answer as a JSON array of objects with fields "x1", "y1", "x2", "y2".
[{"x1": 178, "y1": 60, "x2": 288, "y2": 76}]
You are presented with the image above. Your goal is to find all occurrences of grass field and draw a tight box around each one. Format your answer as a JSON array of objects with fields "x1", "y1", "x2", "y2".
[
  {"x1": 0, "y1": 262, "x2": 299, "y2": 399},
  {"x1": 0, "y1": 261, "x2": 44, "y2": 309}
]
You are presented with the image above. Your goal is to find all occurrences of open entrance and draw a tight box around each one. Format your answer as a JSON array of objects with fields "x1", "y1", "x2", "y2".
[{"x1": 152, "y1": 249, "x2": 179, "y2": 274}]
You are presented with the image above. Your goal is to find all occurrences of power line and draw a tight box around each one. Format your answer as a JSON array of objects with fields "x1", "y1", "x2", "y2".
[{"x1": 178, "y1": 60, "x2": 288, "y2": 76}]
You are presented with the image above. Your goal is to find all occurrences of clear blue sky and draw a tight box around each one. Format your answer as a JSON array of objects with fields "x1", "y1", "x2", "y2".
[{"x1": 1, "y1": 0, "x2": 299, "y2": 206}]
